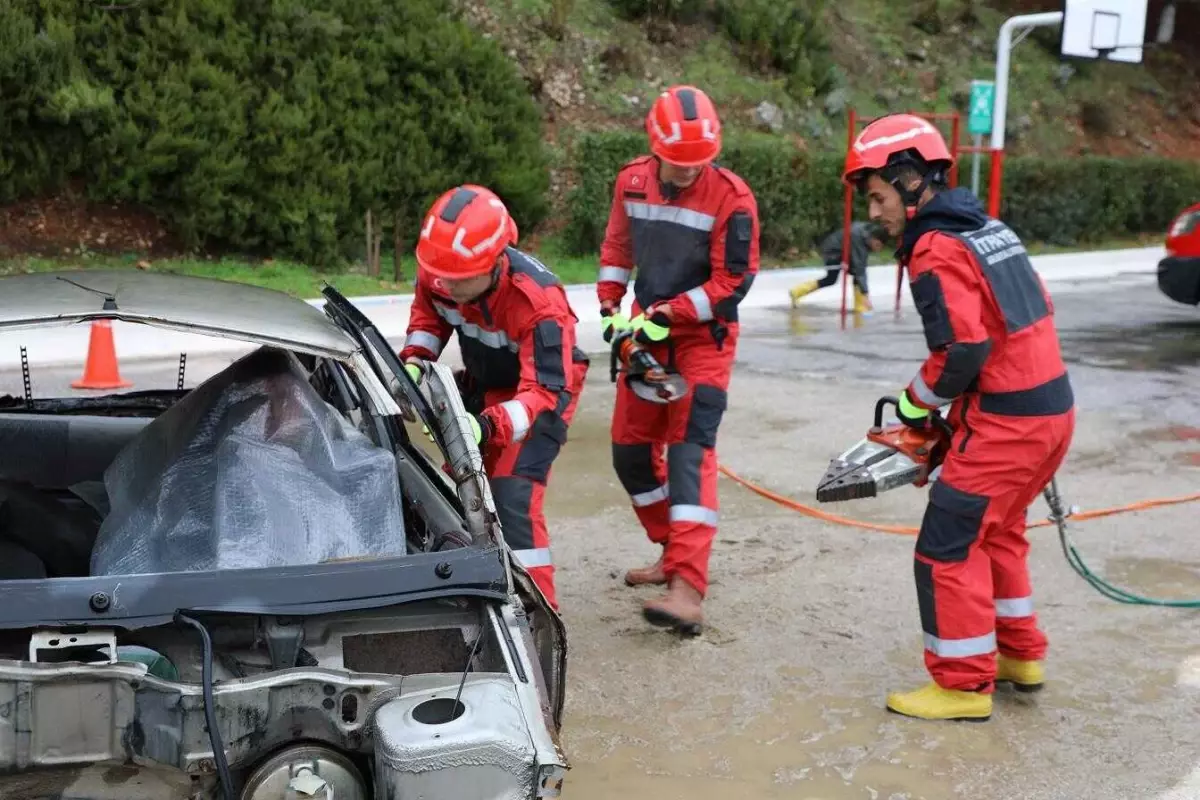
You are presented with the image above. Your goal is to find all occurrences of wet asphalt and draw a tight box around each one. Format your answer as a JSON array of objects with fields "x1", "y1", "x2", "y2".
[{"x1": 734, "y1": 275, "x2": 1200, "y2": 427}]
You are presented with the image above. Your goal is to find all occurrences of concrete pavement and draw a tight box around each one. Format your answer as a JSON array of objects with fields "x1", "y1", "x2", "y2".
[{"x1": 0, "y1": 246, "x2": 1166, "y2": 373}]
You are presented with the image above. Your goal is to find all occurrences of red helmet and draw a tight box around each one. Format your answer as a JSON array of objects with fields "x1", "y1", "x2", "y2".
[
  {"x1": 415, "y1": 185, "x2": 518, "y2": 279},
  {"x1": 646, "y1": 85, "x2": 722, "y2": 167},
  {"x1": 842, "y1": 113, "x2": 953, "y2": 188}
]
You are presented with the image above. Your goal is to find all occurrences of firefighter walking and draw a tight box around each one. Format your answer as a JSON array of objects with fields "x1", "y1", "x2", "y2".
[
  {"x1": 399, "y1": 184, "x2": 589, "y2": 612},
  {"x1": 597, "y1": 85, "x2": 761, "y2": 634},
  {"x1": 843, "y1": 114, "x2": 1075, "y2": 721}
]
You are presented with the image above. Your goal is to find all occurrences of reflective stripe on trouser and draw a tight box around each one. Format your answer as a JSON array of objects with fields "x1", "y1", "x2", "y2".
[
  {"x1": 612, "y1": 441, "x2": 671, "y2": 546},
  {"x1": 481, "y1": 359, "x2": 589, "y2": 611},
  {"x1": 610, "y1": 330, "x2": 734, "y2": 597},
  {"x1": 914, "y1": 407, "x2": 1075, "y2": 691}
]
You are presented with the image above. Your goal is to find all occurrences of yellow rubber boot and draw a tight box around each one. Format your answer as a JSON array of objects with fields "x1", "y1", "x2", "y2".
[
  {"x1": 886, "y1": 682, "x2": 992, "y2": 722},
  {"x1": 854, "y1": 287, "x2": 873, "y2": 316},
  {"x1": 997, "y1": 655, "x2": 1045, "y2": 692},
  {"x1": 789, "y1": 279, "x2": 819, "y2": 308}
]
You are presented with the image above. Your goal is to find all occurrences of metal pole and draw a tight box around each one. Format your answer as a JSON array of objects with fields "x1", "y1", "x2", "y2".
[
  {"x1": 840, "y1": 108, "x2": 857, "y2": 330},
  {"x1": 990, "y1": 11, "x2": 1063, "y2": 217},
  {"x1": 971, "y1": 134, "x2": 982, "y2": 198},
  {"x1": 949, "y1": 113, "x2": 961, "y2": 188}
]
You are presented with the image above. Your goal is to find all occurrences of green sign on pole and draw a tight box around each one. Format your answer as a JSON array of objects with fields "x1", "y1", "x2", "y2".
[{"x1": 967, "y1": 79, "x2": 995, "y2": 136}]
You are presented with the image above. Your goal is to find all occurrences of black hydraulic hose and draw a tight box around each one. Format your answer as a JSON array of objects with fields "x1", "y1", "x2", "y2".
[{"x1": 174, "y1": 612, "x2": 235, "y2": 799}]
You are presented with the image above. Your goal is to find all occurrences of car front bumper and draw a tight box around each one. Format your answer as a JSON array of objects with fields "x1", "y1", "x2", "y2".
[{"x1": 1157, "y1": 255, "x2": 1200, "y2": 306}]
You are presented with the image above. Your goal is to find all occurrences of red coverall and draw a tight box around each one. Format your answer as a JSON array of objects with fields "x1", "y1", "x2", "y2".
[
  {"x1": 399, "y1": 247, "x2": 590, "y2": 610},
  {"x1": 899, "y1": 187, "x2": 1075, "y2": 691},
  {"x1": 598, "y1": 155, "x2": 760, "y2": 597}
]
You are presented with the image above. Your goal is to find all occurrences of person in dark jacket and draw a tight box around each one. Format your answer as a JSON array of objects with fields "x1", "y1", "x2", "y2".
[
  {"x1": 843, "y1": 113, "x2": 1074, "y2": 722},
  {"x1": 788, "y1": 221, "x2": 888, "y2": 313}
]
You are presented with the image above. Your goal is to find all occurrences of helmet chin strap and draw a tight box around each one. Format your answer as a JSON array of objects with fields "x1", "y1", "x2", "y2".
[{"x1": 891, "y1": 174, "x2": 930, "y2": 216}]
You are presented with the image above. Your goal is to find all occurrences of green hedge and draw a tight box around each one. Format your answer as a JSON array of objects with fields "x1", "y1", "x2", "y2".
[
  {"x1": 563, "y1": 130, "x2": 1200, "y2": 257},
  {"x1": 0, "y1": 0, "x2": 548, "y2": 266}
]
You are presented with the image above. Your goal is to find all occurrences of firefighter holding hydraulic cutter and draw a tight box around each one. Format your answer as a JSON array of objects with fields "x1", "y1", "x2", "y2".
[{"x1": 596, "y1": 85, "x2": 761, "y2": 635}]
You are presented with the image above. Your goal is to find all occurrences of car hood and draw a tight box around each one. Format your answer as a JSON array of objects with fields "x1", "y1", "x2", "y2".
[{"x1": 0, "y1": 270, "x2": 357, "y2": 359}]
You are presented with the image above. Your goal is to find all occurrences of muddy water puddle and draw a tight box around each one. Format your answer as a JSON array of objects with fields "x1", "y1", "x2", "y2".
[
  {"x1": 1103, "y1": 557, "x2": 1200, "y2": 598},
  {"x1": 558, "y1": 649, "x2": 1200, "y2": 800},
  {"x1": 546, "y1": 401, "x2": 798, "y2": 522},
  {"x1": 561, "y1": 689, "x2": 1013, "y2": 800}
]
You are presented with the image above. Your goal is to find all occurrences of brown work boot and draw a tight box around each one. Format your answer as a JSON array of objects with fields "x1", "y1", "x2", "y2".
[
  {"x1": 642, "y1": 577, "x2": 704, "y2": 637},
  {"x1": 623, "y1": 554, "x2": 667, "y2": 587}
]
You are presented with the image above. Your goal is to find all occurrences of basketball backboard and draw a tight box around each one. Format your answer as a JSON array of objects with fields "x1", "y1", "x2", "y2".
[{"x1": 1060, "y1": 0, "x2": 1148, "y2": 63}]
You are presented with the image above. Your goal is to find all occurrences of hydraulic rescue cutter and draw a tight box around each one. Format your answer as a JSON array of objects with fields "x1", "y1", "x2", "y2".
[
  {"x1": 816, "y1": 396, "x2": 953, "y2": 503},
  {"x1": 609, "y1": 330, "x2": 688, "y2": 404}
]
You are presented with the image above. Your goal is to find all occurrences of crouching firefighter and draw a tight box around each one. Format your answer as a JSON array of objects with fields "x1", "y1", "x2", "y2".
[
  {"x1": 399, "y1": 184, "x2": 590, "y2": 611},
  {"x1": 843, "y1": 114, "x2": 1075, "y2": 721},
  {"x1": 597, "y1": 84, "x2": 761, "y2": 634}
]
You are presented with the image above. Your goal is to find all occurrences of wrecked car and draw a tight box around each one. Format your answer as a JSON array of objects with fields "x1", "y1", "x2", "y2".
[{"x1": 0, "y1": 270, "x2": 568, "y2": 799}]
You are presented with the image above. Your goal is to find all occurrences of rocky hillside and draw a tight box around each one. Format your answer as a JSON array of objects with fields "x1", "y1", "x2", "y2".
[{"x1": 461, "y1": 0, "x2": 1200, "y2": 159}]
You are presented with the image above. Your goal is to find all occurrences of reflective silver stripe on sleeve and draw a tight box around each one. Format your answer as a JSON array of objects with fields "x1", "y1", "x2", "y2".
[
  {"x1": 922, "y1": 631, "x2": 997, "y2": 658},
  {"x1": 631, "y1": 484, "x2": 669, "y2": 507},
  {"x1": 911, "y1": 373, "x2": 954, "y2": 407},
  {"x1": 512, "y1": 547, "x2": 553, "y2": 568},
  {"x1": 599, "y1": 266, "x2": 632, "y2": 285},
  {"x1": 995, "y1": 596, "x2": 1035, "y2": 618},
  {"x1": 500, "y1": 400, "x2": 531, "y2": 441},
  {"x1": 404, "y1": 330, "x2": 444, "y2": 354},
  {"x1": 623, "y1": 202, "x2": 716, "y2": 232},
  {"x1": 685, "y1": 286, "x2": 713, "y2": 322},
  {"x1": 669, "y1": 504, "x2": 719, "y2": 526},
  {"x1": 435, "y1": 305, "x2": 466, "y2": 326},
  {"x1": 434, "y1": 305, "x2": 519, "y2": 353}
]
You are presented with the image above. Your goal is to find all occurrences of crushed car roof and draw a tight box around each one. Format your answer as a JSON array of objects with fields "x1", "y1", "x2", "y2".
[{"x1": 0, "y1": 270, "x2": 358, "y2": 359}]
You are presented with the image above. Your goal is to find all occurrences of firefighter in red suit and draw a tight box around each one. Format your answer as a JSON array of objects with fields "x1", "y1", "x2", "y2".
[
  {"x1": 843, "y1": 114, "x2": 1075, "y2": 721},
  {"x1": 399, "y1": 184, "x2": 589, "y2": 612},
  {"x1": 597, "y1": 85, "x2": 760, "y2": 634}
]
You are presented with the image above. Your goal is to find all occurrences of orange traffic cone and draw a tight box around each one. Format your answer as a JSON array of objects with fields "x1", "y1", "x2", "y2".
[{"x1": 71, "y1": 320, "x2": 133, "y2": 390}]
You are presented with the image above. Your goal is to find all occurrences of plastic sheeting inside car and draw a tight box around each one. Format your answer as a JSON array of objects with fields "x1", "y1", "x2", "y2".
[{"x1": 90, "y1": 347, "x2": 406, "y2": 576}]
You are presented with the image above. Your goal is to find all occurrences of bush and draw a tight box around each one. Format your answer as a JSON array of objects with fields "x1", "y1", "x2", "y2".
[
  {"x1": 0, "y1": 0, "x2": 549, "y2": 265},
  {"x1": 1000, "y1": 156, "x2": 1200, "y2": 246},
  {"x1": 563, "y1": 131, "x2": 1200, "y2": 257},
  {"x1": 713, "y1": 0, "x2": 836, "y2": 101},
  {"x1": 607, "y1": 0, "x2": 711, "y2": 24}
]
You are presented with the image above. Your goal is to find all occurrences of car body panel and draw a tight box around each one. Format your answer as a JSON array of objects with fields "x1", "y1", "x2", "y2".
[
  {"x1": 0, "y1": 270, "x2": 358, "y2": 359},
  {"x1": 0, "y1": 545, "x2": 509, "y2": 629},
  {"x1": 1158, "y1": 203, "x2": 1200, "y2": 306}
]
